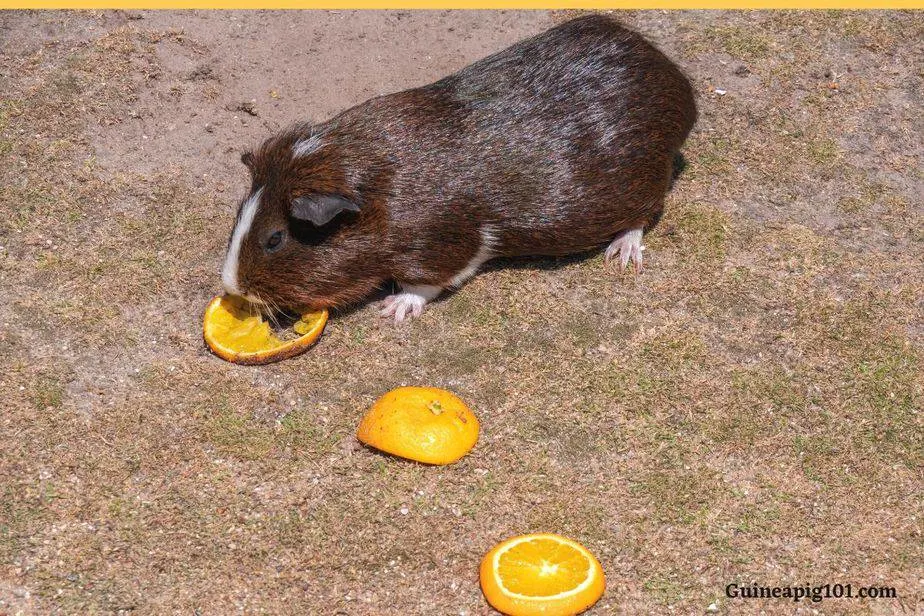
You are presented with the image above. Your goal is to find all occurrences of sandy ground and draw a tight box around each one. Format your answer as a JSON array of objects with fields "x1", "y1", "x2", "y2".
[{"x1": 1, "y1": 9, "x2": 922, "y2": 615}]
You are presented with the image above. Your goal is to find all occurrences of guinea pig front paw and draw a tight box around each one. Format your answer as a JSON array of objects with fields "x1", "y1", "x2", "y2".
[
  {"x1": 604, "y1": 227, "x2": 645, "y2": 273},
  {"x1": 379, "y1": 285, "x2": 442, "y2": 324}
]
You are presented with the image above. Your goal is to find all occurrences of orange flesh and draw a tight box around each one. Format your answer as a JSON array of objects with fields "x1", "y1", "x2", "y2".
[
  {"x1": 207, "y1": 297, "x2": 287, "y2": 353},
  {"x1": 202, "y1": 295, "x2": 327, "y2": 364},
  {"x1": 497, "y1": 538, "x2": 591, "y2": 597}
]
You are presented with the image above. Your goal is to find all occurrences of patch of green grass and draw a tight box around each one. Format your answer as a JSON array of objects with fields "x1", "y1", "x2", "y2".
[
  {"x1": 592, "y1": 327, "x2": 707, "y2": 410},
  {"x1": 35, "y1": 252, "x2": 62, "y2": 270},
  {"x1": 105, "y1": 496, "x2": 135, "y2": 521},
  {"x1": 562, "y1": 312, "x2": 603, "y2": 349},
  {"x1": 794, "y1": 434, "x2": 840, "y2": 484},
  {"x1": 440, "y1": 287, "x2": 505, "y2": 331},
  {"x1": 706, "y1": 532, "x2": 735, "y2": 556},
  {"x1": 32, "y1": 375, "x2": 64, "y2": 410},
  {"x1": 49, "y1": 71, "x2": 83, "y2": 99},
  {"x1": 705, "y1": 25, "x2": 771, "y2": 61},
  {"x1": 422, "y1": 334, "x2": 504, "y2": 376},
  {"x1": 599, "y1": 364, "x2": 675, "y2": 408},
  {"x1": 500, "y1": 326, "x2": 557, "y2": 359},
  {"x1": 675, "y1": 205, "x2": 728, "y2": 261},
  {"x1": 811, "y1": 10, "x2": 901, "y2": 48},
  {"x1": 677, "y1": 503, "x2": 711, "y2": 526},
  {"x1": 701, "y1": 368, "x2": 809, "y2": 447},
  {"x1": 837, "y1": 177, "x2": 881, "y2": 213},
  {"x1": 461, "y1": 473, "x2": 500, "y2": 516},
  {"x1": 762, "y1": 224, "x2": 842, "y2": 275},
  {"x1": 14, "y1": 298, "x2": 123, "y2": 348},
  {"x1": 0, "y1": 100, "x2": 14, "y2": 132},
  {"x1": 639, "y1": 330, "x2": 707, "y2": 368},
  {"x1": 204, "y1": 404, "x2": 274, "y2": 461},
  {"x1": 268, "y1": 508, "x2": 311, "y2": 549},
  {"x1": 630, "y1": 467, "x2": 726, "y2": 524},
  {"x1": 524, "y1": 496, "x2": 611, "y2": 540},
  {"x1": 851, "y1": 339, "x2": 919, "y2": 413},
  {"x1": 847, "y1": 337, "x2": 921, "y2": 468},
  {"x1": 686, "y1": 135, "x2": 736, "y2": 180},
  {"x1": 349, "y1": 324, "x2": 368, "y2": 345},
  {"x1": 1, "y1": 185, "x2": 57, "y2": 232},
  {"x1": 807, "y1": 137, "x2": 841, "y2": 167},
  {"x1": 652, "y1": 203, "x2": 729, "y2": 265},
  {"x1": 278, "y1": 410, "x2": 338, "y2": 455},
  {"x1": 0, "y1": 483, "x2": 50, "y2": 565},
  {"x1": 643, "y1": 575, "x2": 690, "y2": 606}
]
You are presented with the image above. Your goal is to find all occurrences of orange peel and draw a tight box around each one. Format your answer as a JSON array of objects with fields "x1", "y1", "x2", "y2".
[{"x1": 356, "y1": 386, "x2": 479, "y2": 465}]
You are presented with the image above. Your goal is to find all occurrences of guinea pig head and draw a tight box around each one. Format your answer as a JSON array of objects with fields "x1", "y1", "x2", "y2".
[{"x1": 220, "y1": 132, "x2": 390, "y2": 313}]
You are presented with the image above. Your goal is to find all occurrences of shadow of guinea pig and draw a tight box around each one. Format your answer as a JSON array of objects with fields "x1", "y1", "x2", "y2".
[{"x1": 220, "y1": 14, "x2": 697, "y2": 323}]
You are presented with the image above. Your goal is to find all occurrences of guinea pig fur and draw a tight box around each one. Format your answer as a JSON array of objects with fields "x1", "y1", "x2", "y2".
[{"x1": 221, "y1": 15, "x2": 697, "y2": 322}]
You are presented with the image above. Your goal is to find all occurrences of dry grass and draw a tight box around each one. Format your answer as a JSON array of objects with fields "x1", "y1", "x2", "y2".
[{"x1": 1, "y1": 9, "x2": 922, "y2": 615}]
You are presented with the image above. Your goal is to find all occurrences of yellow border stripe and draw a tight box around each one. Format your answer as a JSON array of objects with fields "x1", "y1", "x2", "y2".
[{"x1": 1, "y1": 1, "x2": 922, "y2": 8}]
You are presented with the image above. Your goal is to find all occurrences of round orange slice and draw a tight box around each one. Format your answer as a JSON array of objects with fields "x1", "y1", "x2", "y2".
[
  {"x1": 356, "y1": 386, "x2": 479, "y2": 465},
  {"x1": 480, "y1": 533, "x2": 605, "y2": 616},
  {"x1": 202, "y1": 295, "x2": 327, "y2": 365}
]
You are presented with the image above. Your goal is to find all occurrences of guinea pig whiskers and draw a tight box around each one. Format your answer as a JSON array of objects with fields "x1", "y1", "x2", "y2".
[
  {"x1": 241, "y1": 292, "x2": 275, "y2": 324},
  {"x1": 254, "y1": 293, "x2": 285, "y2": 330}
]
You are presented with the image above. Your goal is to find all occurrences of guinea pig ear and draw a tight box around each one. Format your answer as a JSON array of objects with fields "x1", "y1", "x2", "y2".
[
  {"x1": 291, "y1": 194, "x2": 361, "y2": 227},
  {"x1": 241, "y1": 151, "x2": 255, "y2": 171}
]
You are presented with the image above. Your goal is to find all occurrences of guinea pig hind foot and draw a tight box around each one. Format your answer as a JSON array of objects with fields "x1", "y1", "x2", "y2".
[
  {"x1": 379, "y1": 284, "x2": 443, "y2": 324},
  {"x1": 604, "y1": 228, "x2": 645, "y2": 273}
]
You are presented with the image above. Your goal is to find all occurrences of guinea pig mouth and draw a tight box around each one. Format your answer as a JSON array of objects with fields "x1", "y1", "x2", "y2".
[
  {"x1": 242, "y1": 291, "x2": 327, "y2": 321},
  {"x1": 236, "y1": 292, "x2": 290, "y2": 320},
  {"x1": 238, "y1": 295, "x2": 310, "y2": 333}
]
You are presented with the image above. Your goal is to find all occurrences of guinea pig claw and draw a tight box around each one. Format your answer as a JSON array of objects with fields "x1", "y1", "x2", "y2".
[
  {"x1": 605, "y1": 228, "x2": 645, "y2": 273},
  {"x1": 379, "y1": 296, "x2": 397, "y2": 312},
  {"x1": 379, "y1": 292, "x2": 428, "y2": 323}
]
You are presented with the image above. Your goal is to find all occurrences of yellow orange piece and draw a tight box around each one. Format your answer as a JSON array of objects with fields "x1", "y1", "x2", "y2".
[
  {"x1": 356, "y1": 386, "x2": 479, "y2": 465},
  {"x1": 202, "y1": 295, "x2": 327, "y2": 365},
  {"x1": 480, "y1": 533, "x2": 605, "y2": 616}
]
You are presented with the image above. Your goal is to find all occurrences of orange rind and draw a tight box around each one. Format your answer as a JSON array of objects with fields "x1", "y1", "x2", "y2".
[{"x1": 356, "y1": 386, "x2": 479, "y2": 465}]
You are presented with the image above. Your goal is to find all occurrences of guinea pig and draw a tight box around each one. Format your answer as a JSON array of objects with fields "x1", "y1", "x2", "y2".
[{"x1": 220, "y1": 15, "x2": 697, "y2": 322}]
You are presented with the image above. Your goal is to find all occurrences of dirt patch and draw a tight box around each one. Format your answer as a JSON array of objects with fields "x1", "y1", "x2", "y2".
[{"x1": 1, "y1": 9, "x2": 921, "y2": 615}]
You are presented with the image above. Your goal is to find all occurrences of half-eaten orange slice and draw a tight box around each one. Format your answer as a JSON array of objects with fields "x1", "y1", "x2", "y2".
[
  {"x1": 480, "y1": 533, "x2": 605, "y2": 616},
  {"x1": 202, "y1": 295, "x2": 327, "y2": 365},
  {"x1": 356, "y1": 386, "x2": 479, "y2": 465}
]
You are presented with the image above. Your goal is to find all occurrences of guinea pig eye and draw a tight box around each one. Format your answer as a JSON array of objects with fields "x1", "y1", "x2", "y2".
[{"x1": 265, "y1": 231, "x2": 284, "y2": 252}]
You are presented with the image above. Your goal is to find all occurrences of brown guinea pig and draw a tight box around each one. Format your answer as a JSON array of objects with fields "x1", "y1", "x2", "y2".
[{"x1": 221, "y1": 15, "x2": 696, "y2": 322}]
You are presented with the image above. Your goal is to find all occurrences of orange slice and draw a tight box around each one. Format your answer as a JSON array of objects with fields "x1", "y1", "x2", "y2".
[
  {"x1": 480, "y1": 533, "x2": 605, "y2": 616},
  {"x1": 356, "y1": 386, "x2": 479, "y2": 465},
  {"x1": 202, "y1": 295, "x2": 327, "y2": 365}
]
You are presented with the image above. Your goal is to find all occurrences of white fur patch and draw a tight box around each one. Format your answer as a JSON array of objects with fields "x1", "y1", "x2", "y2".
[
  {"x1": 449, "y1": 225, "x2": 497, "y2": 287},
  {"x1": 291, "y1": 133, "x2": 324, "y2": 158},
  {"x1": 221, "y1": 186, "x2": 263, "y2": 295}
]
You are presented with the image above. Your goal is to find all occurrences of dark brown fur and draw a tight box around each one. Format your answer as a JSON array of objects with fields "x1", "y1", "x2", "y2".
[{"x1": 229, "y1": 15, "x2": 697, "y2": 312}]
